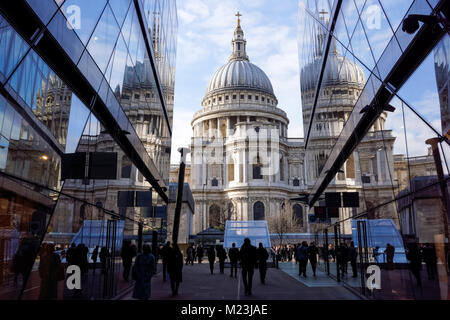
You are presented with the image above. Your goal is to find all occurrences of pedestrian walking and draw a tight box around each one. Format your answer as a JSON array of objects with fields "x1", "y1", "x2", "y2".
[
  {"x1": 197, "y1": 244, "x2": 204, "y2": 264},
  {"x1": 406, "y1": 242, "x2": 422, "y2": 288},
  {"x1": 240, "y1": 238, "x2": 257, "y2": 296},
  {"x1": 132, "y1": 244, "x2": 156, "y2": 300},
  {"x1": 99, "y1": 247, "x2": 110, "y2": 275},
  {"x1": 385, "y1": 243, "x2": 395, "y2": 270},
  {"x1": 256, "y1": 243, "x2": 269, "y2": 284},
  {"x1": 207, "y1": 246, "x2": 216, "y2": 275},
  {"x1": 348, "y1": 241, "x2": 358, "y2": 278},
  {"x1": 217, "y1": 245, "x2": 227, "y2": 274},
  {"x1": 308, "y1": 242, "x2": 318, "y2": 277},
  {"x1": 121, "y1": 240, "x2": 137, "y2": 281},
  {"x1": 186, "y1": 244, "x2": 195, "y2": 265},
  {"x1": 91, "y1": 246, "x2": 99, "y2": 274},
  {"x1": 296, "y1": 241, "x2": 308, "y2": 277},
  {"x1": 38, "y1": 243, "x2": 64, "y2": 300},
  {"x1": 167, "y1": 244, "x2": 183, "y2": 297},
  {"x1": 229, "y1": 243, "x2": 239, "y2": 278},
  {"x1": 160, "y1": 241, "x2": 172, "y2": 282}
]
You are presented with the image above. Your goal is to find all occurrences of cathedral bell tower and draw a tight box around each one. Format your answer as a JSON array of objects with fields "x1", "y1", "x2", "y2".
[{"x1": 230, "y1": 12, "x2": 249, "y2": 61}]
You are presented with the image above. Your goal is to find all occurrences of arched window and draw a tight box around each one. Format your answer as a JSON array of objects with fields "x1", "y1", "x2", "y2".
[
  {"x1": 211, "y1": 178, "x2": 218, "y2": 187},
  {"x1": 293, "y1": 178, "x2": 300, "y2": 186},
  {"x1": 209, "y1": 205, "x2": 221, "y2": 227},
  {"x1": 293, "y1": 204, "x2": 303, "y2": 227},
  {"x1": 253, "y1": 201, "x2": 265, "y2": 220}
]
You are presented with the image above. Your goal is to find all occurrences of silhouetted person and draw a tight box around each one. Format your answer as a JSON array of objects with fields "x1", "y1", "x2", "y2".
[
  {"x1": 373, "y1": 246, "x2": 380, "y2": 263},
  {"x1": 229, "y1": 243, "x2": 239, "y2": 278},
  {"x1": 308, "y1": 242, "x2": 319, "y2": 277},
  {"x1": 38, "y1": 243, "x2": 63, "y2": 300},
  {"x1": 99, "y1": 247, "x2": 110, "y2": 275},
  {"x1": 348, "y1": 241, "x2": 358, "y2": 277},
  {"x1": 422, "y1": 243, "x2": 437, "y2": 280},
  {"x1": 339, "y1": 243, "x2": 349, "y2": 276},
  {"x1": 186, "y1": 244, "x2": 194, "y2": 265},
  {"x1": 197, "y1": 245, "x2": 204, "y2": 264},
  {"x1": 385, "y1": 243, "x2": 395, "y2": 270},
  {"x1": 74, "y1": 244, "x2": 89, "y2": 274},
  {"x1": 132, "y1": 244, "x2": 156, "y2": 300},
  {"x1": 66, "y1": 243, "x2": 76, "y2": 266},
  {"x1": 217, "y1": 246, "x2": 227, "y2": 274},
  {"x1": 91, "y1": 246, "x2": 99, "y2": 274},
  {"x1": 406, "y1": 243, "x2": 422, "y2": 288},
  {"x1": 240, "y1": 238, "x2": 257, "y2": 296},
  {"x1": 296, "y1": 241, "x2": 308, "y2": 277},
  {"x1": 167, "y1": 244, "x2": 183, "y2": 297},
  {"x1": 11, "y1": 238, "x2": 38, "y2": 287},
  {"x1": 256, "y1": 243, "x2": 269, "y2": 284},
  {"x1": 207, "y1": 246, "x2": 216, "y2": 275},
  {"x1": 160, "y1": 241, "x2": 172, "y2": 282},
  {"x1": 121, "y1": 241, "x2": 137, "y2": 281},
  {"x1": 329, "y1": 244, "x2": 335, "y2": 262}
]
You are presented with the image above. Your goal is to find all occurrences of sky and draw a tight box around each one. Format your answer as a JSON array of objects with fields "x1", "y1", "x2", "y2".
[{"x1": 169, "y1": 0, "x2": 446, "y2": 165}]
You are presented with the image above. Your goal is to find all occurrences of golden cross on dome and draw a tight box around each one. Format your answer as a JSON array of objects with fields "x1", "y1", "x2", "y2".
[
  {"x1": 319, "y1": 10, "x2": 328, "y2": 22},
  {"x1": 236, "y1": 11, "x2": 242, "y2": 27}
]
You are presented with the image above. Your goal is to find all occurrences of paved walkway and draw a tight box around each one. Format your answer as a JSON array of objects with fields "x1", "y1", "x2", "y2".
[{"x1": 121, "y1": 261, "x2": 360, "y2": 300}]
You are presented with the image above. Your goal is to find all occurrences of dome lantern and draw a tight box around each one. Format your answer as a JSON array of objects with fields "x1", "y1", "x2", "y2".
[{"x1": 204, "y1": 13, "x2": 275, "y2": 99}]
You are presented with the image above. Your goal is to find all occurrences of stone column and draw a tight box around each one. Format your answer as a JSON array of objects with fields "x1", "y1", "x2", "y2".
[
  {"x1": 376, "y1": 150, "x2": 383, "y2": 184},
  {"x1": 209, "y1": 119, "x2": 213, "y2": 137},
  {"x1": 149, "y1": 115, "x2": 154, "y2": 134},
  {"x1": 217, "y1": 118, "x2": 221, "y2": 138},
  {"x1": 243, "y1": 149, "x2": 248, "y2": 183},
  {"x1": 354, "y1": 151, "x2": 362, "y2": 184},
  {"x1": 226, "y1": 117, "x2": 230, "y2": 137}
]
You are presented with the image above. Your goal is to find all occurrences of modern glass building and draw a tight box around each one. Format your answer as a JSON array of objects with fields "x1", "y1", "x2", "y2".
[
  {"x1": 299, "y1": 0, "x2": 449, "y2": 299},
  {"x1": 0, "y1": 0, "x2": 177, "y2": 300}
]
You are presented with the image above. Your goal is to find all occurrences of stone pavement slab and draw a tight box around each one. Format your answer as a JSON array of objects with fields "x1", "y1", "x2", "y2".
[{"x1": 121, "y1": 262, "x2": 360, "y2": 300}]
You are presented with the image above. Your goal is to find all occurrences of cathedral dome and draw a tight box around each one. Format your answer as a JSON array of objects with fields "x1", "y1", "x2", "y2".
[
  {"x1": 204, "y1": 13, "x2": 275, "y2": 98},
  {"x1": 206, "y1": 60, "x2": 274, "y2": 96},
  {"x1": 301, "y1": 51, "x2": 366, "y2": 92}
]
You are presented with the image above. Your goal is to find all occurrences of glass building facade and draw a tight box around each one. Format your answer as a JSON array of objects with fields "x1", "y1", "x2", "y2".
[
  {"x1": 0, "y1": 0, "x2": 177, "y2": 300},
  {"x1": 299, "y1": 0, "x2": 450, "y2": 299}
]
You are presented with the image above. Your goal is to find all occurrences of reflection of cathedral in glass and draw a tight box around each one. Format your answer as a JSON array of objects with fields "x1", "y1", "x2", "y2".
[
  {"x1": 186, "y1": 13, "x2": 437, "y2": 236},
  {"x1": 52, "y1": 9, "x2": 176, "y2": 237}
]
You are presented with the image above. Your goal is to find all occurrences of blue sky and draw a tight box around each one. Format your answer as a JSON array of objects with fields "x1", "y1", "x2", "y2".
[{"x1": 170, "y1": 0, "x2": 444, "y2": 164}]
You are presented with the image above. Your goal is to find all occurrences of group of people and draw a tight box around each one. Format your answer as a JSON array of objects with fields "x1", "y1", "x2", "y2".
[{"x1": 273, "y1": 241, "x2": 359, "y2": 278}]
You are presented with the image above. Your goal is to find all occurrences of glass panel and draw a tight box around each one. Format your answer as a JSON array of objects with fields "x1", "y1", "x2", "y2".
[
  {"x1": 26, "y1": 0, "x2": 59, "y2": 25},
  {"x1": 108, "y1": 0, "x2": 132, "y2": 28},
  {"x1": 86, "y1": 5, "x2": 121, "y2": 73},
  {"x1": 60, "y1": 0, "x2": 108, "y2": 45},
  {"x1": 0, "y1": 15, "x2": 29, "y2": 82},
  {"x1": 47, "y1": 9, "x2": 84, "y2": 64}
]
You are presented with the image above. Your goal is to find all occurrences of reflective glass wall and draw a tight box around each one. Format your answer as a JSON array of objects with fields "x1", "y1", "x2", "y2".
[
  {"x1": 0, "y1": 0, "x2": 177, "y2": 300},
  {"x1": 299, "y1": 0, "x2": 450, "y2": 299}
]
